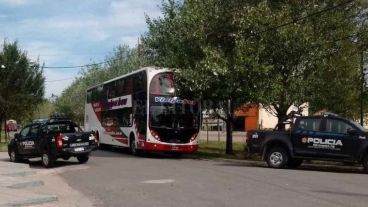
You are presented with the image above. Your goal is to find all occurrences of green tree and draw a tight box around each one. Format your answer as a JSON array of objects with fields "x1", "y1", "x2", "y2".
[
  {"x1": 0, "y1": 41, "x2": 45, "y2": 140},
  {"x1": 144, "y1": 0, "x2": 368, "y2": 153},
  {"x1": 237, "y1": 0, "x2": 367, "y2": 126},
  {"x1": 54, "y1": 45, "x2": 147, "y2": 123},
  {"x1": 144, "y1": 0, "x2": 268, "y2": 154}
]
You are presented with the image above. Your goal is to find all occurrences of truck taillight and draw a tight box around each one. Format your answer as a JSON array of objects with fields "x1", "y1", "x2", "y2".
[
  {"x1": 190, "y1": 133, "x2": 198, "y2": 142},
  {"x1": 150, "y1": 129, "x2": 161, "y2": 141},
  {"x1": 55, "y1": 134, "x2": 63, "y2": 149}
]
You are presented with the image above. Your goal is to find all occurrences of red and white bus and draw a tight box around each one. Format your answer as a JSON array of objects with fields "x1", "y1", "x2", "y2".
[{"x1": 84, "y1": 67, "x2": 200, "y2": 154}]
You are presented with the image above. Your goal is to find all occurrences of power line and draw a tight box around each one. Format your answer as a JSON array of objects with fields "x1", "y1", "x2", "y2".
[
  {"x1": 45, "y1": 77, "x2": 76, "y2": 82},
  {"x1": 256, "y1": 0, "x2": 356, "y2": 35},
  {"x1": 43, "y1": 61, "x2": 106, "y2": 69},
  {"x1": 41, "y1": 0, "x2": 356, "y2": 69}
]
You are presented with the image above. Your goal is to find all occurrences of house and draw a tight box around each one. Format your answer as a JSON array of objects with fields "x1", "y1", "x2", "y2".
[{"x1": 234, "y1": 103, "x2": 309, "y2": 131}]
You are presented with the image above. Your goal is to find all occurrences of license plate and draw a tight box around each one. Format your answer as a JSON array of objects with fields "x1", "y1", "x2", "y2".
[
  {"x1": 171, "y1": 146, "x2": 179, "y2": 151},
  {"x1": 74, "y1": 147, "x2": 84, "y2": 152}
]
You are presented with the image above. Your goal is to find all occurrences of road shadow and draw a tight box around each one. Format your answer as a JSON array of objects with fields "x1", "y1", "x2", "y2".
[
  {"x1": 28, "y1": 159, "x2": 81, "y2": 169},
  {"x1": 215, "y1": 160, "x2": 367, "y2": 174},
  {"x1": 0, "y1": 156, "x2": 82, "y2": 169},
  {"x1": 91, "y1": 146, "x2": 188, "y2": 160}
]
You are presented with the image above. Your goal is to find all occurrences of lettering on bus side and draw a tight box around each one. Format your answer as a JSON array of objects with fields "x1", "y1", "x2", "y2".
[
  {"x1": 104, "y1": 95, "x2": 132, "y2": 110},
  {"x1": 154, "y1": 96, "x2": 195, "y2": 105}
]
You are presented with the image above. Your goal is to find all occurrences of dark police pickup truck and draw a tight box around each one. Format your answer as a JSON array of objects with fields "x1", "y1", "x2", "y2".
[
  {"x1": 8, "y1": 119, "x2": 97, "y2": 168},
  {"x1": 246, "y1": 113, "x2": 368, "y2": 171}
]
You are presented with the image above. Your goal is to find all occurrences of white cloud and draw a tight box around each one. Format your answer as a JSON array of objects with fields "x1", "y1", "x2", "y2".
[
  {"x1": 24, "y1": 41, "x2": 69, "y2": 65},
  {"x1": 120, "y1": 35, "x2": 140, "y2": 48},
  {"x1": 44, "y1": 69, "x2": 78, "y2": 98},
  {"x1": 0, "y1": 0, "x2": 39, "y2": 6},
  {"x1": 109, "y1": 0, "x2": 162, "y2": 28},
  {"x1": 1, "y1": 0, "x2": 163, "y2": 97}
]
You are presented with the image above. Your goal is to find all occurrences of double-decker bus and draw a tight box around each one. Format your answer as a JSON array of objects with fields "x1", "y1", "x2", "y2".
[{"x1": 84, "y1": 67, "x2": 200, "y2": 154}]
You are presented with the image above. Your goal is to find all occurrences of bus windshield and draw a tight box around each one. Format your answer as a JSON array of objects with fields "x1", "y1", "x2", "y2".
[
  {"x1": 149, "y1": 72, "x2": 199, "y2": 129},
  {"x1": 150, "y1": 103, "x2": 199, "y2": 129}
]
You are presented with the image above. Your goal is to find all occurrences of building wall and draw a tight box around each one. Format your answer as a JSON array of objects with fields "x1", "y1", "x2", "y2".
[
  {"x1": 234, "y1": 103, "x2": 309, "y2": 131},
  {"x1": 233, "y1": 105, "x2": 259, "y2": 131}
]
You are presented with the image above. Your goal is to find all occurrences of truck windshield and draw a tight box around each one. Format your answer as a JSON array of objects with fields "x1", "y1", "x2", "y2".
[
  {"x1": 348, "y1": 120, "x2": 368, "y2": 132},
  {"x1": 47, "y1": 123, "x2": 82, "y2": 133}
]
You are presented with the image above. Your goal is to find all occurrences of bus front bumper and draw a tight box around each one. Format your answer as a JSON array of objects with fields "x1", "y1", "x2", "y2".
[{"x1": 144, "y1": 142, "x2": 198, "y2": 152}]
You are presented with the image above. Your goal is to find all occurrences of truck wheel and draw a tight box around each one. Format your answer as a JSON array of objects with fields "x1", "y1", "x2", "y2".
[
  {"x1": 77, "y1": 155, "x2": 89, "y2": 163},
  {"x1": 362, "y1": 154, "x2": 368, "y2": 172},
  {"x1": 9, "y1": 148, "x2": 21, "y2": 163},
  {"x1": 41, "y1": 152, "x2": 55, "y2": 168},
  {"x1": 288, "y1": 159, "x2": 303, "y2": 169},
  {"x1": 266, "y1": 146, "x2": 289, "y2": 169}
]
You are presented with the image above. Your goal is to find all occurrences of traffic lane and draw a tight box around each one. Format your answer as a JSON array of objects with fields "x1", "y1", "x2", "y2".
[{"x1": 61, "y1": 149, "x2": 368, "y2": 207}]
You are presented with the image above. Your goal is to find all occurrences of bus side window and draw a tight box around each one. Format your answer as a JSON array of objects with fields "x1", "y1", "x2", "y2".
[
  {"x1": 107, "y1": 81, "x2": 117, "y2": 99},
  {"x1": 133, "y1": 72, "x2": 147, "y2": 93},
  {"x1": 116, "y1": 79, "x2": 125, "y2": 97},
  {"x1": 125, "y1": 78, "x2": 133, "y2": 94}
]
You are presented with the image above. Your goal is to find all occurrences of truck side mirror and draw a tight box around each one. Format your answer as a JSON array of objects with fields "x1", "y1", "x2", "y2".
[{"x1": 14, "y1": 133, "x2": 21, "y2": 139}]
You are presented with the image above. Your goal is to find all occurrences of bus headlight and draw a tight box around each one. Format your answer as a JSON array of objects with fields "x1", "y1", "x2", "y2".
[
  {"x1": 190, "y1": 133, "x2": 198, "y2": 142},
  {"x1": 149, "y1": 129, "x2": 161, "y2": 141}
]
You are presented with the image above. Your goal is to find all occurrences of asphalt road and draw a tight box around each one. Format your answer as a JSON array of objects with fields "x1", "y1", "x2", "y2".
[{"x1": 58, "y1": 148, "x2": 368, "y2": 207}]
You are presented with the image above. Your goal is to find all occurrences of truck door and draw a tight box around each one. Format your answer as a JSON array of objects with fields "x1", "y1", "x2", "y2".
[
  {"x1": 321, "y1": 118, "x2": 358, "y2": 159},
  {"x1": 17, "y1": 126, "x2": 31, "y2": 154},
  {"x1": 28, "y1": 125, "x2": 41, "y2": 155},
  {"x1": 291, "y1": 117, "x2": 323, "y2": 156}
]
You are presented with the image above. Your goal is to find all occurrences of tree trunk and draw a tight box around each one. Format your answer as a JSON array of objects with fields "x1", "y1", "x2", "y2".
[
  {"x1": 276, "y1": 108, "x2": 288, "y2": 131},
  {"x1": 225, "y1": 119, "x2": 233, "y2": 154},
  {"x1": 225, "y1": 99, "x2": 234, "y2": 155},
  {"x1": 4, "y1": 119, "x2": 7, "y2": 142},
  {"x1": 0, "y1": 119, "x2": 2, "y2": 143}
]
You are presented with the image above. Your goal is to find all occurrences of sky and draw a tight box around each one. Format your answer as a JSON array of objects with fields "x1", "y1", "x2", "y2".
[{"x1": 0, "y1": 0, "x2": 162, "y2": 98}]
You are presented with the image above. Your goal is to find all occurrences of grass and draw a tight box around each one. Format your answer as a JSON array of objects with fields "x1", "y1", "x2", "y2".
[
  {"x1": 0, "y1": 142, "x2": 8, "y2": 152},
  {"x1": 0, "y1": 132, "x2": 10, "y2": 152},
  {"x1": 188, "y1": 140, "x2": 248, "y2": 160},
  {"x1": 0, "y1": 132, "x2": 251, "y2": 161}
]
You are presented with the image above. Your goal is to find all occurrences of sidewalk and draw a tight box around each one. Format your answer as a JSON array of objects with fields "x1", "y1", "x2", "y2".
[
  {"x1": 199, "y1": 130, "x2": 246, "y2": 143},
  {"x1": 0, "y1": 152, "x2": 94, "y2": 207}
]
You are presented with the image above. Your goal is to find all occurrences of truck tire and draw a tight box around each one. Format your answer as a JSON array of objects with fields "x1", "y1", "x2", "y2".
[
  {"x1": 288, "y1": 159, "x2": 303, "y2": 169},
  {"x1": 362, "y1": 154, "x2": 368, "y2": 173},
  {"x1": 77, "y1": 155, "x2": 89, "y2": 163},
  {"x1": 41, "y1": 152, "x2": 55, "y2": 168},
  {"x1": 9, "y1": 148, "x2": 21, "y2": 163},
  {"x1": 266, "y1": 146, "x2": 289, "y2": 169}
]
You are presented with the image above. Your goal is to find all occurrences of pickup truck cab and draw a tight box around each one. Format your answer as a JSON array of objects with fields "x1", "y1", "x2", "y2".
[
  {"x1": 8, "y1": 119, "x2": 97, "y2": 168},
  {"x1": 246, "y1": 113, "x2": 368, "y2": 171}
]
